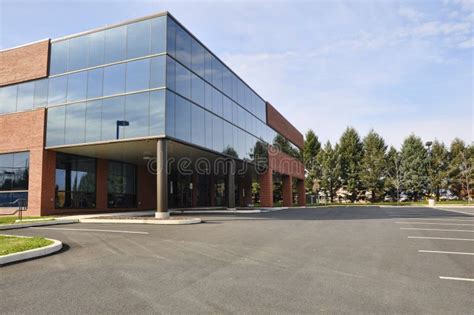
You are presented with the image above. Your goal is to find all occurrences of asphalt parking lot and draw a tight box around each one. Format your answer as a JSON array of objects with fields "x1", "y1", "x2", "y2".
[{"x1": 1, "y1": 206, "x2": 473, "y2": 314}]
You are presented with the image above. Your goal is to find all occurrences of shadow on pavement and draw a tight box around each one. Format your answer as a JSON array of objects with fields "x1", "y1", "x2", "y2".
[{"x1": 172, "y1": 206, "x2": 474, "y2": 222}]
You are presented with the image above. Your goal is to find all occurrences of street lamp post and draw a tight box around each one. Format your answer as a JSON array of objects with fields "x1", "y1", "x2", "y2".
[
  {"x1": 116, "y1": 120, "x2": 130, "y2": 140},
  {"x1": 425, "y1": 141, "x2": 433, "y2": 205}
]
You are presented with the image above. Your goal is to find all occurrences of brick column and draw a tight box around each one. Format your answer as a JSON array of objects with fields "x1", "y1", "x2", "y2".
[
  {"x1": 297, "y1": 179, "x2": 306, "y2": 206},
  {"x1": 192, "y1": 173, "x2": 199, "y2": 207},
  {"x1": 96, "y1": 159, "x2": 108, "y2": 211},
  {"x1": 258, "y1": 168, "x2": 273, "y2": 207},
  {"x1": 39, "y1": 150, "x2": 56, "y2": 216},
  {"x1": 282, "y1": 175, "x2": 293, "y2": 207}
]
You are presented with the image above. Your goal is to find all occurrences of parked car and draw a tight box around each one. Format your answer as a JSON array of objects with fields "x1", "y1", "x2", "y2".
[{"x1": 384, "y1": 196, "x2": 394, "y2": 202}]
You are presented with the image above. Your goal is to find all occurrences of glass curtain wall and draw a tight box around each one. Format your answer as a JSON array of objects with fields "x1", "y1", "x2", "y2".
[
  {"x1": 107, "y1": 161, "x2": 137, "y2": 208},
  {"x1": 55, "y1": 153, "x2": 96, "y2": 209},
  {"x1": 0, "y1": 16, "x2": 166, "y2": 116},
  {"x1": 165, "y1": 17, "x2": 273, "y2": 165},
  {"x1": 0, "y1": 152, "x2": 29, "y2": 207},
  {"x1": 0, "y1": 13, "x2": 300, "y2": 161}
]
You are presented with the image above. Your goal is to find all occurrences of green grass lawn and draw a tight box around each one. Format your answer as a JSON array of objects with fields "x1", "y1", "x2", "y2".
[
  {"x1": 0, "y1": 235, "x2": 53, "y2": 256},
  {"x1": 0, "y1": 216, "x2": 54, "y2": 225}
]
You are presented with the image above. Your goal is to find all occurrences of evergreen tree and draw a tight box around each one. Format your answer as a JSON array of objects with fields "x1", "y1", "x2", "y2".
[
  {"x1": 429, "y1": 140, "x2": 449, "y2": 200},
  {"x1": 338, "y1": 127, "x2": 363, "y2": 202},
  {"x1": 400, "y1": 134, "x2": 428, "y2": 201},
  {"x1": 448, "y1": 138, "x2": 466, "y2": 198},
  {"x1": 317, "y1": 141, "x2": 341, "y2": 203},
  {"x1": 385, "y1": 146, "x2": 402, "y2": 202},
  {"x1": 361, "y1": 130, "x2": 387, "y2": 202},
  {"x1": 303, "y1": 129, "x2": 321, "y2": 190},
  {"x1": 449, "y1": 139, "x2": 473, "y2": 201}
]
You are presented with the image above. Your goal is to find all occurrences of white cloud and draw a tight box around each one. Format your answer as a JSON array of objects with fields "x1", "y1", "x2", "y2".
[
  {"x1": 445, "y1": 0, "x2": 474, "y2": 12},
  {"x1": 398, "y1": 7, "x2": 424, "y2": 21},
  {"x1": 458, "y1": 37, "x2": 474, "y2": 47}
]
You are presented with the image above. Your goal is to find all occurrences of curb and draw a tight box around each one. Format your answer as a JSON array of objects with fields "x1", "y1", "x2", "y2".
[
  {"x1": 79, "y1": 218, "x2": 202, "y2": 225},
  {"x1": 0, "y1": 236, "x2": 63, "y2": 265},
  {"x1": 171, "y1": 210, "x2": 262, "y2": 214},
  {"x1": 56, "y1": 211, "x2": 154, "y2": 220},
  {"x1": 0, "y1": 220, "x2": 78, "y2": 231},
  {"x1": 171, "y1": 207, "x2": 290, "y2": 214},
  {"x1": 15, "y1": 218, "x2": 54, "y2": 223}
]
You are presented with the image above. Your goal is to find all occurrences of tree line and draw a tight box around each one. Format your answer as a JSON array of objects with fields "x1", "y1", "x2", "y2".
[{"x1": 303, "y1": 127, "x2": 473, "y2": 203}]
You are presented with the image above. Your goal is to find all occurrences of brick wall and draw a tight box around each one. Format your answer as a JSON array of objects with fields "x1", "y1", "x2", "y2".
[
  {"x1": 137, "y1": 164, "x2": 156, "y2": 210},
  {"x1": 268, "y1": 146, "x2": 305, "y2": 180},
  {"x1": 282, "y1": 175, "x2": 293, "y2": 207},
  {"x1": 96, "y1": 159, "x2": 108, "y2": 210},
  {"x1": 0, "y1": 109, "x2": 53, "y2": 216},
  {"x1": 0, "y1": 40, "x2": 50, "y2": 87},
  {"x1": 266, "y1": 102, "x2": 304, "y2": 149},
  {"x1": 296, "y1": 179, "x2": 306, "y2": 206}
]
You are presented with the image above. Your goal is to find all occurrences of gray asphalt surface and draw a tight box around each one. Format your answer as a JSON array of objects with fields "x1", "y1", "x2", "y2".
[{"x1": 1, "y1": 206, "x2": 473, "y2": 314}]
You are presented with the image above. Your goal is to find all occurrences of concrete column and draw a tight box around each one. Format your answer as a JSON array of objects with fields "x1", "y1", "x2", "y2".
[
  {"x1": 156, "y1": 139, "x2": 169, "y2": 219},
  {"x1": 258, "y1": 168, "x2": 273, "y2": 207},
  {"x1": 282, "y1": 175, "x2": 293, "y2": 207},
  {"x1": 297, "y1": 179, "x2": 306, "y2": 206},
  {"x1": 226, "y1": 160, "x2": 236, "y2": 208}
]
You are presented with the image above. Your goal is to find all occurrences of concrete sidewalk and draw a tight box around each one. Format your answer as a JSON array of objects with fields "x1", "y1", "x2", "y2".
[{"x1": 56, "y1": 207, "x2": 290, "y2": 221}]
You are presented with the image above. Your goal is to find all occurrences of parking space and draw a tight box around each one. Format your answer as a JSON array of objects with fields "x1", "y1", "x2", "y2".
[
  {"x1": 1, "y1": 206, "x2": 473, "y2": 314},
  {"x1": 388, "y1": 207, "x2": 474, "y2": 283}
]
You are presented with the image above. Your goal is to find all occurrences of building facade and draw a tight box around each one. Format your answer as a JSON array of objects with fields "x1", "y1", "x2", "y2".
[{"x1": 0, "y1": 12, "x2": 305, "y2": 217}]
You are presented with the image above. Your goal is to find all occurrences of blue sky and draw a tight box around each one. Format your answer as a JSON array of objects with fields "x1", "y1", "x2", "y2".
[{"x1": 1, "y1": 0, "x2": 472, "y2": 148}]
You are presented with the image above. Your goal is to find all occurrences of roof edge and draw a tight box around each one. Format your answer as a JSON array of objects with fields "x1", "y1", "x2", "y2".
[
  {"x1": 51, "y1": 11, "x2": 169, "y2": 43},
  {"x1": 0, "y1": 38, "x2": 50, "y2": 53}
]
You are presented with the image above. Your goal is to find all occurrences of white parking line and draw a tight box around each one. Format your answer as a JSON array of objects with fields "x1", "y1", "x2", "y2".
[
  {"x1": 397, "y1": 218, "x2": 474, "y2": 222},
  {"x1": 389, "y1": 214, "x2": 425, "y2": 216},
  {"x1": 396, "y1": 222, "x2": 474, "y2": 226},
  {"x1": 30, "y1": 227, "x2": 149, "y2": 235},
  {"x1": 439, "y1": 276, "x2": 474, "y2": 282},
  {"x1": 418, "y1": 250, "x2": 474, "y2": 256},
  {"x1": 435, "y1": 208, "x2": 474, "y2": 216},
  {"x1": 388, "y1": 213, "x2": 424, "y2": 215},
  {"x1": 408, "y1": 236, "x2": 474, "y2": 241},
  {"x1": 400, "y1": 228, "x2": 474, "y2": 233}
]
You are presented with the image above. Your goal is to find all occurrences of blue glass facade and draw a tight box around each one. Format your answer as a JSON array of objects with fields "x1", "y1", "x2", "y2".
[
  {"x1": 0, "y1": 152, "x2": 29, "y2": 207},
  {"x1": 0, "y1": 13, "x2": 300, "y2": 163}
]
